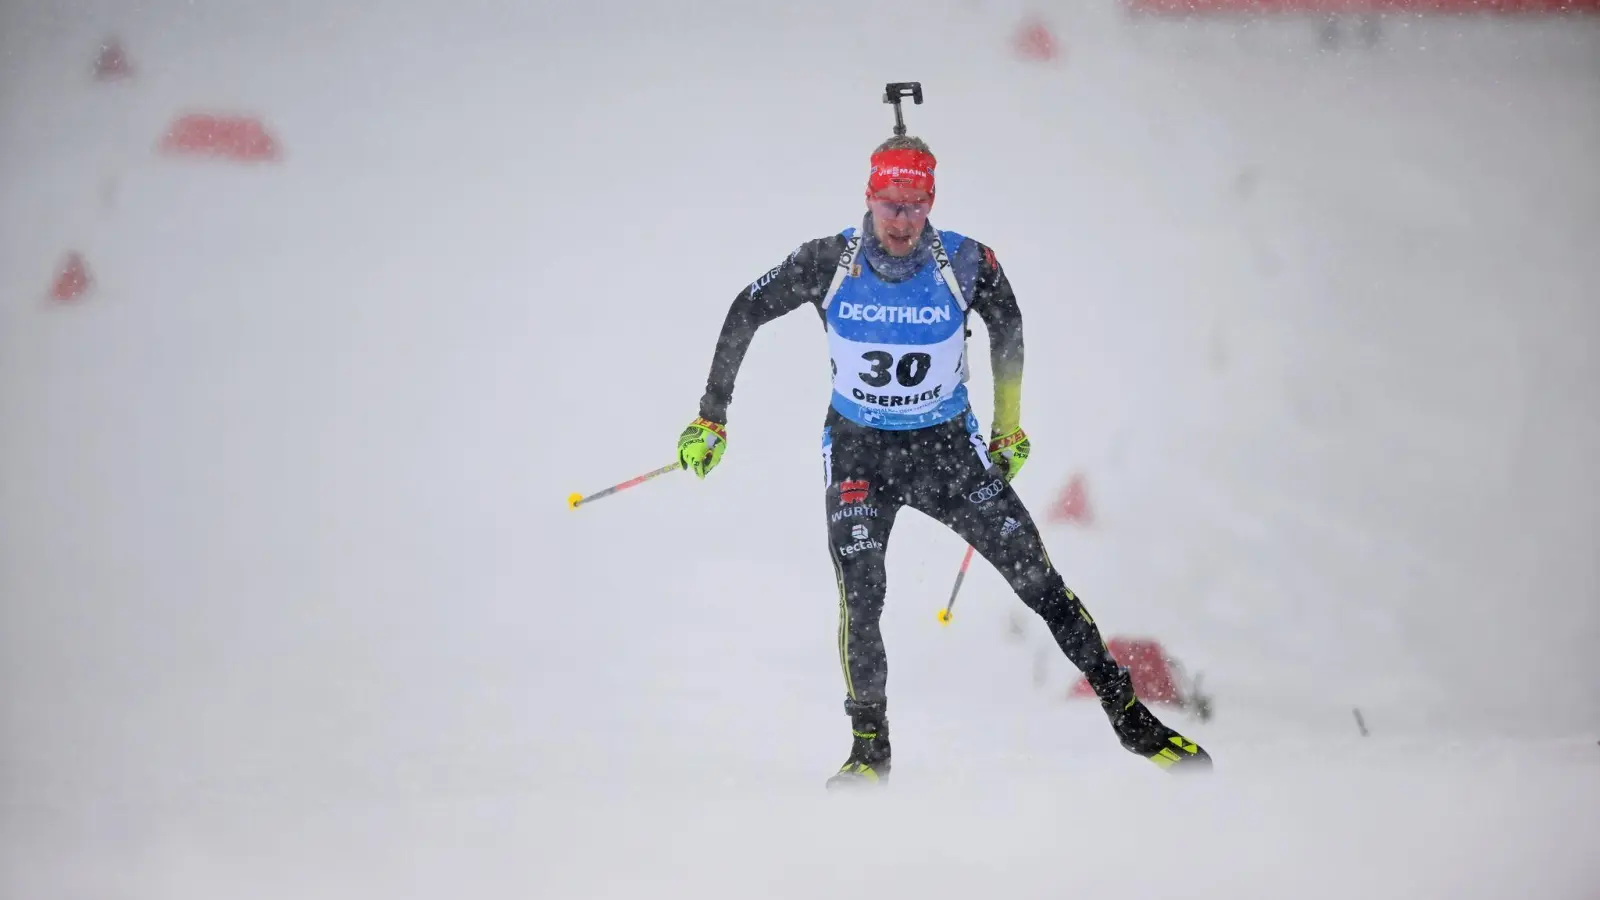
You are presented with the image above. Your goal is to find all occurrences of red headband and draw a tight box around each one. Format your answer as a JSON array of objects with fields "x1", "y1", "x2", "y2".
[{"x1": 867, "y1": 148, "x2": 936, "y2": 198}]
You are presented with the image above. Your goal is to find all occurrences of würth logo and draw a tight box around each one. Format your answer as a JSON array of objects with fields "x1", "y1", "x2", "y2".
[
  {"x1": 840, "y1": 480, "x2": 870, "y2": 504},
  {"x1": 830, "y1": 505, "x2": 879, "y2": 523}
]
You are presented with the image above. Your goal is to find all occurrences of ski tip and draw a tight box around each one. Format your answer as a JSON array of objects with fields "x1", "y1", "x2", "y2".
[{"x1": 567, "y1": 492, "x2": 583, "y2": 510}]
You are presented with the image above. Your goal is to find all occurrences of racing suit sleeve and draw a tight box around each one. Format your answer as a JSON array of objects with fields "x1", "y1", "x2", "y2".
[
  {"x1": 697, "y1": 236, "x2": 841, "y2": 424},
  {"x1": 967, "y1": 243, "x2": 1025, "y2": 436}
]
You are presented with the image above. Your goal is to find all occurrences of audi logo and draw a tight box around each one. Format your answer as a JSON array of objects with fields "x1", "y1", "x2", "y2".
[{"x1": 966, "y1": 480, "x2": 1005, "y2": 504}]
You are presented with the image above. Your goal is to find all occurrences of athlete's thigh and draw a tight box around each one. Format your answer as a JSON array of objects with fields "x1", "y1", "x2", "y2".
[
  {"x1": 905, "y1": 412, "x2": 1047, "y2": 568},
  {"x1": 822, "y1": 421, "x2": 902, "y2": 569},
  {"x1": 902, "y1": 411, "x2": 999, "y2": 518}
]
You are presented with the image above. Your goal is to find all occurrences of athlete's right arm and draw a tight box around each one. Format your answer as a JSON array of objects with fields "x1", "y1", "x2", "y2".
[{"x1": 695, "y1": 236, "x2": 841, "y2": 424}]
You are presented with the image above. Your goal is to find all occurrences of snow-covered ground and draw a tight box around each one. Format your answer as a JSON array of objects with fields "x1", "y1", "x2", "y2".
[{"x1": 3, "y1": 1, "x2": 1597, "y2": 897}]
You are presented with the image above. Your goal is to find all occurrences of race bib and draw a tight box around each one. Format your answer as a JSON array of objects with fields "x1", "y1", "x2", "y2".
[{"x1": 823, "y1": 230, "x2": 972, "y2": 430}]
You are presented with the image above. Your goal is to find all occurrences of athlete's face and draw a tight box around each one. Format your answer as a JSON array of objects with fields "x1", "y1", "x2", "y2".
[{"x1": 867, "y1": 185, "x2": 932, "y2": 257}]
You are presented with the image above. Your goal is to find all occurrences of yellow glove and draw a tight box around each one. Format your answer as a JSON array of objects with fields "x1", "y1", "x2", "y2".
[
  {"x1": 987, "y1": 426, "x2": 1030, "y2": 481},
  {"x1": 677, "y1": 417, "x2": 728, "y2": 479}
]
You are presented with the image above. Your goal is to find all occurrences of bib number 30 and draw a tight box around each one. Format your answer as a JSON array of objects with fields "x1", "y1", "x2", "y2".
[{"x1": 861, "y1": 350, "x2": 932, "y2": 388}]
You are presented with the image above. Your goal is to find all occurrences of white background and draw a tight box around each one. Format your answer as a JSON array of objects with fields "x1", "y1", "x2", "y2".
[{"x1": 2, "y1": 1, "x2": 1597, "y2": 896}]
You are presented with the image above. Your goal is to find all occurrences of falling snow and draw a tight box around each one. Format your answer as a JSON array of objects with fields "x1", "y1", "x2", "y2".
[{"x1": 2, "y1": 1, "x2": 1598, "y2": 898}]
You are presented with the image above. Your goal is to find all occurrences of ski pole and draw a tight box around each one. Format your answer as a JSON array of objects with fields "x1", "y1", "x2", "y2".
[
  {"x1": 936, "y1": 544, "x2": 977, "y2": 626},
  {"x1": 568, "y1": 462, "x2": 680, "y2": 510}
]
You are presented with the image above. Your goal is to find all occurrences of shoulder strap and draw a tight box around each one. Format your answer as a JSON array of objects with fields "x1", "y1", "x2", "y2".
[
  {"x1": 929, "y1": 226, "x2": 969, "y2": 313},
  {"x1": 820, "y1": 231, "x2": 863, "y2": 311}
]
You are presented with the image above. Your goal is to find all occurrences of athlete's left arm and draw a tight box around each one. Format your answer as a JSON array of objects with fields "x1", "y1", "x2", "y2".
[{"x1": 966, "y1": 242, "x2": 1025, "y2": 436}]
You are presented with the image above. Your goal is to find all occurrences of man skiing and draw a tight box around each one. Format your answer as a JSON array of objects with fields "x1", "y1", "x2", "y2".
[{"x1": 675, "y1": 129, "x2": 1212, "y2": 787}]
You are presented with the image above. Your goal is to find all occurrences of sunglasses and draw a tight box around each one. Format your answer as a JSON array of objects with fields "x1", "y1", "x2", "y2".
[{"x1": 868, "y1": 195, "x2": 932, "y2": 219}]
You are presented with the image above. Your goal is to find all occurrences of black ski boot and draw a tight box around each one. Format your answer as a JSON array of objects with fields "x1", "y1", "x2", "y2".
[
  {"x1": 825, "y1": 699, "x2": 891, "y2": 789},
  {"x1": 1098, "y1": 666, "x2": 1212, "y2": 772}
]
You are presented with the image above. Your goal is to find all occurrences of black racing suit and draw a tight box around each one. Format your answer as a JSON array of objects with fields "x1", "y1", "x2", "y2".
[{"x1": 696, "y1": 232, "x2": 1128, "y2": 735}]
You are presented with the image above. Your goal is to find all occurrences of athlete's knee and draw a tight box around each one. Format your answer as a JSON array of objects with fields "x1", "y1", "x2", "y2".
[
  {"x1": 989, "y1": 531, "x2": 1059, "y2": 598},
  {"x1": 839, "y1": 578, "x2": 887, "y2": 626},
  {"x1": 1001, "y1": 555, "x2": 1056, "y2": 594},
  {"x1": 831, "y1": 539, "x2": 887, "y2": 615},
  {"x1": 1029, "y1": 582, "x2": 1094, "y2": 637}
]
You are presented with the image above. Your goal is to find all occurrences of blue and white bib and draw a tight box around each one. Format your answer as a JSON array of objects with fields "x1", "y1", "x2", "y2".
[{"x1": 822, "y1": 226, "x2": 972, "y2": 430}]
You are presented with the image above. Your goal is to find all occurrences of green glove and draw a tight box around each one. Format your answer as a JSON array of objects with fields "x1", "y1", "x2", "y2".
[
  {"x1": 677, "y1": 417, "x2": 728, "y2": 479},
  {"x1": 987, "y1": 426, "x2": 1031, "y2": 482}
]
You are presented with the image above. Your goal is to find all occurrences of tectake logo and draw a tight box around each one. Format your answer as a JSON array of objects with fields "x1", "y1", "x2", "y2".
[
  {"x1": 838, "y1": 539, "x2": 884, "y2": 557},
  {"x1": 851, "y1": 524, "x2": 870, "y2": 541},
  {"x1": 836, "y1": 303, "x2": 951, "y2": 325}
]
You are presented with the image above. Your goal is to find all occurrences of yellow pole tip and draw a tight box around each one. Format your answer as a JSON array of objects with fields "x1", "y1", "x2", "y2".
[
  {"x1": 937, "y1": 610, "x2": 952, "y2": 625},
  {"x1": 567, "y1": 492, "x2": 583, "y2": 510}
]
